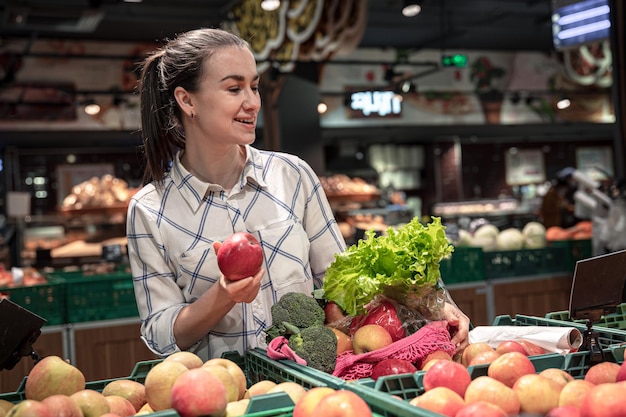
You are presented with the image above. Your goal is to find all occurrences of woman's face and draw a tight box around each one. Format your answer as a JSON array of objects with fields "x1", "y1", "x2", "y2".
[{"x1": 191, "y1": 45, "x2": 261, "y2": 146}]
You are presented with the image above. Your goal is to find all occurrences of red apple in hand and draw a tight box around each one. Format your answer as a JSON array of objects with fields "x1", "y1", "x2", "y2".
[{"x1": 216, "y1": 232, "x2": 263, "y2": 280}]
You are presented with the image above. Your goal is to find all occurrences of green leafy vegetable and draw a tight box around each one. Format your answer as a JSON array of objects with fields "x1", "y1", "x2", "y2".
[{"x1": 323, "y1": 216, "x2": 453, "y2": 316}]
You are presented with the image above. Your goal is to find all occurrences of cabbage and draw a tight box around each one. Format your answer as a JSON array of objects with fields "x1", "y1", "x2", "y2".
[
  {"x1": 472, "y1": 224, "x2": 499, "y2": 251},
  {"x1": 496, "y1": 228, "x2": 525, "y2": 251},
  {"x1": 522, "y1": 221, "x2": 546, "y2": 249}
]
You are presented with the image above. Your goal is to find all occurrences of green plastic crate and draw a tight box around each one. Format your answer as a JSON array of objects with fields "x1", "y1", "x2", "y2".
[
  {"x1": 548, "y1": 239, "x2": 593, "y2": 272},
  {"x1": 439, "y1": 246, "x2": 485, "y2": 283},
  {"x1": 546, "y1": 303, "x2": 626, "y2": 331},
  {"x1": 46, "y1": 269, "x2": 138, "y2": 323},
  {"x1": 0, "y1": 277, "x2": 65, "y2": 326},
  {"x1": 483, "y1": 246, "x2": 567, "y2": 279}
]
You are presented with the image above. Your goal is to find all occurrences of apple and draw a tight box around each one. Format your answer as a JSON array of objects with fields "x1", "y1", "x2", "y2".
[
  {"x1": 170, "y1": 367, "x2": 228, "y2": 417},
  {"x1": 352, "y1": 324, "x2": 393, "y2": 354},
  {"x1": 216, "y1": 232, "x2": 263, "y2": 280},
  {"x1": 422, "y1": 359, "x2": 471, "y2": 397},
  {"x1": 495, "y1": 340, "x2": 529, "y2": 356},
  {"x1": 464, "y1": 376, "x2": 521, "y2": 415},
  {"x1": 5, "y1": 400, "x2": 52, "y2": 417},
  {"x1": 105, "y1": 395, "x2": 136, "y2": 417},
  {"x1": 461, "y1": 342, "x2": 495, "y2": 367},
  {"x1": 352, "y1": 300, "x2": 405, "y2": 342},
  {"x1": 546, "y1": 405, "x2": 582, "y2": 417},
  {"x1": 455, "y1": 401, "x2": 507, "y2": 417},
  {"x1": 202, "y1": 364, "x2": 239, "y2": 403},
  {"x1": 144, "y1": 360, "x2": 189, "y2": 411},
  {"x1": 324, "y1": 302, "x2": 347, "y2": 324},
  {"x1": 584, "y1": 361, "x2": 621, "y2": 384},
  {"x1": 487, "y1": 351, "x2": 535, "y2": 388},
  {"x1": 559, "y1": 379, "x2": 594, "y2": 408},
  {"x1": 617, "y1": 359, "x2": 626, "y2": 382},
  {"x1": 311, "y1": 390, "x2": 373, "y2": 417},
  {"x1": 518, "y1": 339, "x2": 547, "y2": 356},
  {"x1": 101, "y1": 379, "x2": 146, "y2": 412},
  {"x1": 0, "y1": 400, "x2": 13, "y2": 414},
  {"x1": 225, "y1": 399, "x2": 250, "y2": 417},
  {"x1": 579, "y1": 381, "x2": 626, "y2": 417},
  {"x1": 370, "y1": 358, "x2": 417, "y2": 381},
  {"x1": 25, "y1": 356, "x2": 86, "y2": 401},
  {"x1": 293, "y1": 387, "x2": 336, "y2": 417},
  {"x1": 203, "y1": 358, "x2": 247, "y2": 400},
  {"x1": 163, "y1": 351, "x2": 204, "y2": 369},
  {"x1": 540, "y1": 367, "x2": 575, "y2": 389},
  {"x1": 70, "y1": 389, "x2": 110, "y2": 417},
  {"x1": 266, "y1": 382, "x2": 308, "y2": 404},
  {"x1": 468, "y1": 350, "x2": 500, "y2": 367},
  {"x1": 328, "y1": 327, "x2": 353, "y2": 355},
  {"x1": 136, "y1": 402, "x2": 153, "y2": 415},
  {"x1": 513, "y1": 373, "x2": 562, "y2": 415},
  {"x1": 418, "y1": 350, "x2": 452, "y2": 370},
  {"x1": 408, "y1": 386, "x2": 464, "y2": 417},
  {"x1": 40, "y1": 394, "x2": 83, "y2": 417},
  {"x1": 244, "y1": 380, "x2": 277, "y2": 399}
]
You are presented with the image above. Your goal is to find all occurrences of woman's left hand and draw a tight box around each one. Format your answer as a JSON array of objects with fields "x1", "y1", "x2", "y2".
[{"x1": 442, "y1": 302, "x2": 471, "y2": 355}]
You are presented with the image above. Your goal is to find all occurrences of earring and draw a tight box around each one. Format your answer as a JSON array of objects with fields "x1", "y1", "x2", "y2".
[{"x1": 190, "y1": 112, "x2": 194, "y2": 119}]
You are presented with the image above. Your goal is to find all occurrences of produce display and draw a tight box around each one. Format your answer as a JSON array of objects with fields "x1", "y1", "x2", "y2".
[{"x1": 61, "y1": 175, "x2": 136, "y2": 211}]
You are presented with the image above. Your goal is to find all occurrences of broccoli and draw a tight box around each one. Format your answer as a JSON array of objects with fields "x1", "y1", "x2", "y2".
[
  {"x1": 265, "y1": 292, "x2": 326, "y2": 341},
  {"x1": 287, "y1": 325, "x2": 337, "y2": 373}
]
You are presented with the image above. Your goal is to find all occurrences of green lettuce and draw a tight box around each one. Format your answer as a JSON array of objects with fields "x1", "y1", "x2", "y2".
[{"x1": 323, "y1": 216, "x2": 454, "y2": 316}]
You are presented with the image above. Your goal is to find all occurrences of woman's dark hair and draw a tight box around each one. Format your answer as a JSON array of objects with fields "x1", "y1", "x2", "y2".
[{"x1": 138, "y1": 28, "x2": 250, "y2": 185}]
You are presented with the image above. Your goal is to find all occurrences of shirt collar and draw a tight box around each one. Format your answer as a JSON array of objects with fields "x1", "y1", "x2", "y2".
[{"x1": 170, "y1": 145, "x2": 268, "y2": 212}]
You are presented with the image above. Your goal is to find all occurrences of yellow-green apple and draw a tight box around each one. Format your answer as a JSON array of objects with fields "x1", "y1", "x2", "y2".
[
  {"x1": 216, "y1": 232, "x2": 263, "y2": 280},
  {"x1": 328, "y1": 327, "x2": 353, "y2": 354},
  {"x1": 546, "y1": 405, "x2": 582, "y2": 417},
  {"x1": 204, "y1": 358, "x2": 247, "y2": 400},
  {"x1": 518, "y1": 339, "x2": 547, "y2": 356},
  {"x1": 163, "y1": 351, "x2": 204, "y2": 369},
  {"x1": 464, "y1": 376, "x2": 521, "y2": 415},
  {"x1": 0, "y1": 400, "x2": 12, "y2": 414},
  {"x1": 495, "y1": 340, "x2": 529, "y2": 356},
  {"x1": 352, "y1": 324, "x2": 393, "y2": 354},
  {"x1": 461, "y1": 342, "x2": 495, "y2": 367},
  {"x1": 244, "y1": 380, "x2": 277, "y2": 399},
  {"x1": 579, "y1": 381, "x2": 626, "y2": 417},
  {"x1": 540, "y1": 367, "x2": 575, "y2": 389},
  {"x1": 101, "y1": 379, "x2": 146, "y2": 412},
  {"x1": 267, "y1": 382, "x2": 308, "y2": 404},
  {"x1": 513, "y1": 373, "x2": 562, "y2": 414},
  {"x1": 419, "y1": 350, "x2": 453, "y2": 370},
  {"x1": 292, "y1": 387, "x2": 336, "y2": 417},
  {"x1": 202, "y1": 364, "x2": 239, "y2": 403},
  {"x1": 25, "y1": 356, "x2": 86, "y2": 401},
  {"x1": 487, "y1": 351, "x2": 535, "y2": 387},
  {"x1": 468, "y1": 350, "x2": 501, "y2": 367},
  {"x1": 5, "y1": 400, "x2": 51, "y2": 417},
  {"x1": 104, "y1": 395, "x2": 136, "y2": 417},
  {"x1": 422, "y1": 359, "x2": 471, "y2": 397},
  {"x1": 225, "y1": 399, "x2": 250, "y2": 417},
  {"x1": 312, "y1": 390, "x2": 373, "y2": 417},
  {"x1": 455, "y1": 401, "x2": 507, "y2": 417},
  {"x1": 70, "y1": 389, "x2": 110, "y2": 417},
  {"x1": 170, "y1": 367, "x2": 228, "y2": 417},
  {"x1": 584, "y1": 361, "x2": 621, "y2": 384},
  {"x1": 370, "y1": 359, "x2": 417, "y2": 381},
  {"x1": 144, "y1": 360, "x2": 189, "y2": 411},
  {"x1": 40, "y1": 394, "x2": 83, "y2": 417},
  {"x1": 408, "y1": 386, "x2": 464, "y2": 417},
  {"x1": 559, "y1": 379, "x2": 594, "y2": 408},
  {"x1": 136, "y1": 402, "x2": 153, "y2": 415}
]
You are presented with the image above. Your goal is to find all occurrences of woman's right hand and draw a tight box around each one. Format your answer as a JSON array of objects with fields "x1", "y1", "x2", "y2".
[{"x1": 218, "y1": 268, "x2": 264, "y2": 303}]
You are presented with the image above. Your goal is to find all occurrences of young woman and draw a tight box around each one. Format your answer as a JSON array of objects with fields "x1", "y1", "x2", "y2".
[{"x1": 127, "y1": 28, "x2": 469, "y2": 361}]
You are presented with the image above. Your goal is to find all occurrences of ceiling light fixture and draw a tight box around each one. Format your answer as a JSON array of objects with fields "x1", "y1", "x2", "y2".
[
  {"x1": 556, "y1": 97, "x2": 571, "y2": 110},
  {"x1": 402, "y1": 0, "x2": 422, "y2": 17},
  {"x1": 83, "y1": 99, "x2": 101, "y2": 116},
  {"x1": 261, "y1": 0, "x2": 281, "y2": 12}
]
